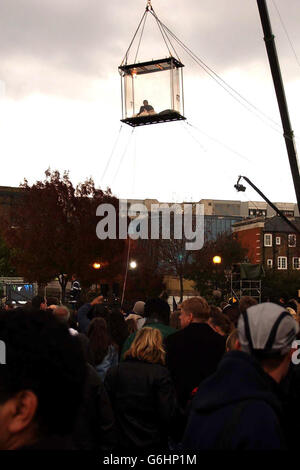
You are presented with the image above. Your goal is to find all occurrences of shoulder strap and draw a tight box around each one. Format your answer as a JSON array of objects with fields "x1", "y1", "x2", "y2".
[{"x1": 216, "y1": 399, "x2": 256, "y2": 450}]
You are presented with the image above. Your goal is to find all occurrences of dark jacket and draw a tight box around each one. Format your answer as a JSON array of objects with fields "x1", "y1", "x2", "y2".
[
  {"x1": 165, "y1": 322, "x2": 226, "y2": 407},
  {"x1": 77, "y1": 303, "x2": 93, "y2": 334},
  {"x1": 104, "y1": 358, "x2": 179, "y2": 450},
  {"x1": 72, "y1": 363, "x2": 116, "y2": 451},
  {"x1": 182, "y1": 350, "x2": 286, "y2": 450}
]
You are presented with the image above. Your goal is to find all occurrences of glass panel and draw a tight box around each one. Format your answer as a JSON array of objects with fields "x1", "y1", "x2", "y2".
[
  {"x1": 124, "y1": 74, "x2": 134, "y2": 118},
  {"x1": 121, "y1": 61, "x2": 184, "y2": 119}
]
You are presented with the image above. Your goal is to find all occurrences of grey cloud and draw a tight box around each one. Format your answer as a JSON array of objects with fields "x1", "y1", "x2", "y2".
[{"x1": 0, "y1": 0, "x2": 299, "y2": 98}]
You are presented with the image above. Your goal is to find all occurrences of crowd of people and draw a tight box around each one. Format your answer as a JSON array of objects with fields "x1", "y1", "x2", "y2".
[{"x1": 1, "y1": 291, "x2": 300, "y2": 452}]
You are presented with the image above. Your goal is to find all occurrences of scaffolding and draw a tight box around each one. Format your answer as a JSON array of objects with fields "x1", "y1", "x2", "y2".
[{"x1": 230, "y1": 264, "x2": 263, "y2": 303}]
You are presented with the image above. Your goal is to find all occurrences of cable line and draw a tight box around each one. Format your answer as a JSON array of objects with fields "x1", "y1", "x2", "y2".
[
  {"x1": 271, "y1": 0, "x2": 300, "y2": 69},
  {"x1": 111, "y1": 128, "x2": 135, "y2": 186},
  {"x1": 101, "y1": 124, "x2": 124, "y2": 183}
]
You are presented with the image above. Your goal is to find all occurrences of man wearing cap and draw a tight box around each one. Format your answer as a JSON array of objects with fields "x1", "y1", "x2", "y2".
[
  {"x1": 182, "y1": 302, "x2": 299, "y2": 450},
  {"x1": 125, "y1": 301, "x2": 146, "y2": 330}
]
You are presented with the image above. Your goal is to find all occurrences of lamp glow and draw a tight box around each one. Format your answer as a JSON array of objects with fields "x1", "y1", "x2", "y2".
[
  {"x1": 129, "y1": 261, "x2": 137, "y2": 269},
  {"x1": 213, "y1": 256, "x2": 222, "y2": 265}
]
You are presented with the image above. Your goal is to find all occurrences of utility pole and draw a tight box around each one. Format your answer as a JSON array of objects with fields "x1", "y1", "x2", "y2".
[{"x1": 256, "y1": 0, "x2": 300, "y2": 211}]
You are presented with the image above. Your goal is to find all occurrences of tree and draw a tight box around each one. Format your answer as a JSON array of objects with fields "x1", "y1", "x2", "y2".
[
  {"x1": 121, "y1": 239, "x2": 165, "y2": 304},
  {"x1": 262, "y1": 270, "x2": 300, "y2": 301},
  {"x1": 1, "y1": 169, "x2": 125, "y2": 302},
  {"x1": 157, "y1": 238, "x2": 192, "y2": 302},
  {"x1": 0, "y1": 236, "x2": 17, "y2": 277},
  {"x1": 186, "y1": 233, "x2": 248, "y2": 299}
]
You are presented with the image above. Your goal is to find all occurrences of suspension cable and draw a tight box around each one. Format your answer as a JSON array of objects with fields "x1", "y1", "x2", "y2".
[
  {"x1": 134, "y1": 9, "x2": 148, "y2": 64},
  {"x1": 101, "y1": 124, "x2": 124, "y2": 183},
  {"x1": 152, "y1": 14, "x2": 290, "y2": 135},
  {"x1": 121, "y1": 9, "x2": 148, "y2": 66},
  {"x1": 150, "y1": 8, "x2": 180, "y2": 60},
  {"x1": 111, "y1": 128, "x2": 135, "y2": 185}
]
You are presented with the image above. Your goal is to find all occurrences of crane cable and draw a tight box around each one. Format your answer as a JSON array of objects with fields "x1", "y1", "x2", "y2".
[
  {"x1": 101, "y1": 124, "x2": 124, "y2": 183},
  {"x1": 149, "y1": 9, "x2": 296, "y2": 138},
  {"x1": 121, "y1": 1, "x2": 181, "y2": 66},
  {"x1": 111, "y1": 128, "x2": 135, "y2": 185}
]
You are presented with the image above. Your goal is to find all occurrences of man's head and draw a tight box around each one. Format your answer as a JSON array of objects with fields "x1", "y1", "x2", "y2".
[
  {"x1": 180, "y1": 297, "x2": 210, "y2": 328},
  {"x1": 238, "y1": 302, "x2": 299, "y2": 383},
  {"x1": 143, "y1": 100, "x2": 148, "y2": 106},
  {"x1": 239, "y1": 296, "x2": 258, "y2": 314},
  {"x1": 4, "y1": 302, "x2": 14, "y2": 312},
  {"x1": 144, "y1": 298, "x2": 170, "y2": 325},
  {"x1": 52, "y1": 306, "x2": 70, "y2": 325},
  {"x1": 0, "y1": 309, "x2": 86, "y2": 449},
  {"x1": 133, "y1": 301, "x2": 145, "y2": 317},
  {"x1": 31, "y1": 295, "x2": 47, "y2": 311}
]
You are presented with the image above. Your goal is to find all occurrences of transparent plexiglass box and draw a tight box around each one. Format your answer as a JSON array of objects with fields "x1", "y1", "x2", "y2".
[{"x1": 119, "y1": 57, "x2": 186, "y2": 127}]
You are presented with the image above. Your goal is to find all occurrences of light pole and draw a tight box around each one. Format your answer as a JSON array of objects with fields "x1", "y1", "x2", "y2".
[
  {"x1": 212, "y1": 256, "x2": 222, "y2": 296},
  {"x1": 92, "y1": 262, "x2": 101, "y2": 292}
]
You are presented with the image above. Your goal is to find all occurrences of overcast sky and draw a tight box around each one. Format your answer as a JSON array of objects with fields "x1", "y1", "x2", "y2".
[{"x1": 0, "y1": 0, "x2": 299, "y2": 205}]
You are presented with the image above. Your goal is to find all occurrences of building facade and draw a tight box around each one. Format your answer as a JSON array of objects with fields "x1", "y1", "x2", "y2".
[{"x1": 233, "y1": 216, "x2": 300, "y2": 272}]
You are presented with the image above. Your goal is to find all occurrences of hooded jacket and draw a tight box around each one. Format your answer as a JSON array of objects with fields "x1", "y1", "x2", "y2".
[{"x1": 182, "y1": 350, "x2": 286, "y2": 450}]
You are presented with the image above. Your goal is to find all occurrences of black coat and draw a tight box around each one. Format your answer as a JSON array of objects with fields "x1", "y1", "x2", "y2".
[
  {"x1": 165, "y1": 322, "x2": 226, "y2": 407},
  {"x1": 182, "y1": 351, "x2": 286, "y2": 450},
  {"x1": 104, "y1": 358, "x2": 179, "y2": 450},
  {"x1": 72, "y1": 363, "x2": 117, "y2": 451}
]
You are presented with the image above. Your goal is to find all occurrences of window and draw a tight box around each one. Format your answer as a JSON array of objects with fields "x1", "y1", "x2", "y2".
[
  {"x1": 249, "y1": 209, "x2": 267, "y2": 217},
  {"x1": 288, "y1": 234, "x2": 296, "y2": 247},
  {"x1": 264, "y1": 234, "x2": 272, "y2": 247},
  {"x1": 282, "y1": 210, "x2": 294, "y2": 217},
  {"x1": 293, "y1": 257, "x2": 300, "y2": 270},
  {"x1": 278, "y1": 257, "x2": 287, "y2": 270},
  {"x1": 276, "y1": 237, "x2": 281, "y2": 245},
  {"x1": 267, "y1": 259, "x2": 273, "y2": 268}
]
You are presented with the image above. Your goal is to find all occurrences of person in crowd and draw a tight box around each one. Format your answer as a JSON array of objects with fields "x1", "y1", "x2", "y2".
[
  {"x1": 69, "y1": 274, "x2": 81, "y2": 308},
  {"x1": 105, "y1": 327, "x2": 179, "y2": 451},
  {"x1": 182, "y1": 303, "x2": 299, "y2": 450},
  {"x1": 208, "y1": 307, "x2": 234, "y2": 337},
  {"x1": 165, "y1": 297, "x2": 226, "y2": 408},
  {"x1": 239, "y1": 296, "x2": 258, "y2": 314},
  {"x1": 31, "y1": 295, "x2": 47, "y2": 311},
  {"x1": 126, "y1": 301, "x2": 145, "y2": 330},
  {"x1": 72, "y1": 362, "x2": 116, "y2": 452},
  {"x1": 46, "y1": 296, "x2": 60, "y2": 307},
  {"x1": 222, "y1": 301, "x2": 241, "y2": 326},
  {"x1": 125, "y1": 318, "x2": 138, "y2": 335},
  {"x1": 87, "y1": 317, "x2": 118, "y2": 382},
  {"x1": 169, "y1": 310, "x2": 181, "y2": 330},
  {"x1": 225, "y1": 328, "x2": 240, "y2": 352},
  {"x1": 4, "y1": 301, "x2": 14, "y2": 311},
  {"x1": 0, "y1": 309, "x2": 86, "y2": 450},
  {"x1": 108, "y1": 307, "x2": 129, "y2": 354},
  {"x1": 121, "y1": 298, "x2": 176, "y2": 359},
  {"x1": 77, "y1": 295, "x2": 104, "y2": 334}
]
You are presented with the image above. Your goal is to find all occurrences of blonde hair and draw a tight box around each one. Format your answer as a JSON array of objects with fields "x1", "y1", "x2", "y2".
[
  {"x1": 181, "y1": 296, "x2": 210, "y2": 321},
  {"x1": 124, "y1": 327, "x2": 166, "y2": 365},
  {"x1": 226, "y1": 328, "x2": 239, "y2": 352}
]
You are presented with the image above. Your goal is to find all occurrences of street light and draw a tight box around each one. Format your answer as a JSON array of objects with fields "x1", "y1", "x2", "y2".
[
  {"x1": 92, "y1": 262, "x2": 101, "y2": 270},
  {"x1": 129, "y1": 260, "x2": 137, "y2": 269},
  {"x1": 213, "y1": 256, "x2": 222, "y2": 265}
]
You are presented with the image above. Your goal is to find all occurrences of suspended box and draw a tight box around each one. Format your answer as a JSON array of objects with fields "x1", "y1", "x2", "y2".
[{"x1": 119, "y1": 57, "x2": 186, "y2": 127}]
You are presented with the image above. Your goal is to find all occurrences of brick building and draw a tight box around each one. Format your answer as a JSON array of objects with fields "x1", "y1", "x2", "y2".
[{"x1": 233, "y1": 216, "x2": 300, "y2": 271}]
